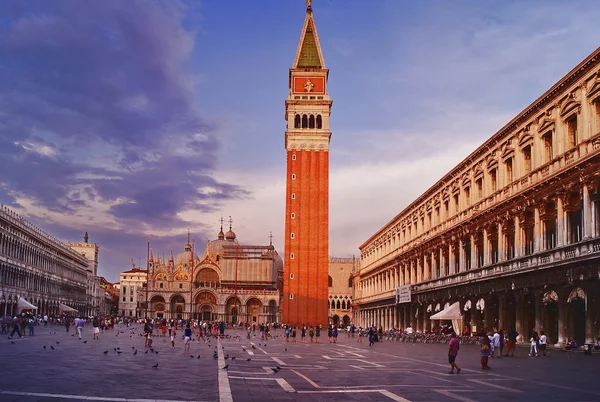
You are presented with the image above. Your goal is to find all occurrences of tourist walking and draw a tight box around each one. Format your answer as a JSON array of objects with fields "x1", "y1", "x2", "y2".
[
  {"x1": 368, "y1": 326, "x2": 375, "y2": 347},
  {"x1": 184, "y1": 324, "x2": 192, "y2": 352},
  {"x1": 171, "y1": 326, "x2": 177, "y2": 348},
  {"x1": 480, "y1": 332, "x2": 491, "y2": 369},
  {"x1": 315, "y1": 325, "x2": 320, "y2": 343},
  {"x1": 328, "y1": 325, "x2": 333, "y2": 343},
  {"x1": 529, "y1": 332, "x2": 539, "y2": 357},
  {"x1": 506, "y1": 327, "x2": 518, "y2": 357},
  {"x1": 332, "y1": 326, "x2": 338, "y2": 343},
  {"x1": 301, "y1": 325, "x2": 306, "y2": 343},
  {"x1": 539, "y1": 331, "x2": 547, "y2": 356},
  {"x1": 9, "y1": 317, "x2": 22, "y2": 339},
  {"x1": 144, "y1": 320, "x2": 153, "y2": 348},
  {"x1": 309, "y1": 326, "x2": 314, "y2": 343},
  {"x1": 491, "y1": 329, "x2": 501, "y2": 358},
  {"x1": 92, "y1": 316, "x2": 100, "y2": 340},
  {"x1": 76, "y1": 317, "x2": 84, "y2": 339},
  {"x1": 448, "y1": 332, "x2": 461, "y2": 374},
  {"x1": 65, "y1": 317, "x2": 71, "y2": 333}
]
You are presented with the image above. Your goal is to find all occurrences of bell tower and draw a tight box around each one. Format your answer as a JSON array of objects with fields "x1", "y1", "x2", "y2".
[{"x1": 282, "y1": 0, "x2": 332, "y2": 326}]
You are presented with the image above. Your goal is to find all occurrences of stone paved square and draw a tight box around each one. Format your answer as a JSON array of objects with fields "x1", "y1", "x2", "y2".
[{"x1": 1, "y1": 327, "x2": 599, "y2": 402}]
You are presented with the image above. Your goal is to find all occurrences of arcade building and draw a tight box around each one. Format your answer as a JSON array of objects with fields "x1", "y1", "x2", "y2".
[{"x1": 354, "y1": 47, "x2": 600, "y2": 346}]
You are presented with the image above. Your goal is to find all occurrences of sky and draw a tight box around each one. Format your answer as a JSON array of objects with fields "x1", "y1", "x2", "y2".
[{"x1": 1, "y1": 0, "x2": 600, "y2": 283}]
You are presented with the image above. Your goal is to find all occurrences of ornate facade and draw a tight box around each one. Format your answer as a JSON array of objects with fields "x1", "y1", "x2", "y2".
[
  {"x1": 138, "y1": 223, "x2": 283, "y2": 324},
  {"x1": 328, "y1": 257, "x2": 355, "y2": 327},
  {"x1": 283, "y1": 1, "x2": 332, "y2": 326},
  {"x1": 354, "y1": 47, "x2": 600, "y2": 346},
  {"x1": 0, "y1": 206, "x2": 89, "y2": 317}
]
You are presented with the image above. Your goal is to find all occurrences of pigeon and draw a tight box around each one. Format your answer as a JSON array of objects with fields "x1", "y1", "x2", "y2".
[
  {"x1": 145, "y1": 350, "x2": 149, "y2": 354},
  {"x1": 132, "y1": 346, "x2": 135, "y2": 349},
  {"x1": 43, "y1": 346, "x2": 46, "y2": 349},
  {"x1": 10, "y1": 341, "x2": 15, "y2": 344},
  {"x1": 190, "y1": 355, "x2": 194, "y2": 358},
  {"x1": 276, "y1": 366, "x2": 281, "y2": 370},
  {"x1": 271, "y1": 367, "x2": 279, "y2": 373},
  {"x1": 252, "y1": 345, "x2": 256, "y2": 350},
  {"x1": 152, "y1": 363, "x2": 159, "y2": 369},
  {"x1": 231, "y1": 357, "x2": 236, "y2": 360},
  {"x1": 117, "y1": 347, "x2": 120, "y2": 350},
  {"x1": 133, "y1": 350, "x2": 138, "y2": 355},
  {"x1": 222, "y1": 365, "x2": 229, "y2": 370},
  {"x1": 114, "y1": 348, "x2": 117, "y2": 351},
  {"x1": 83, "y1": 341, "x2": 87, "y2": 344},
  {"x1": 71, "y1": 334, "x2": 75, "y2": 337},
  {"x1": 242, "y1": 348, "x2": 246, "y2": 351},
  {"x1": 51, "y1": 346, "x2": 55, "y2": 350},
  {"x1": 56, "y1": 342, "x2": 60, "y2": 344},
  {"x1": 213, "y1": 355, "x2": 218, "y2": 360},
  {"x1": 197, "y1": 355, "x2": 201, "y2": 359},
  {"x1": 246, "y1": 358, "x2": 251, "y2": 361},
  {"x1": 103, "y1": 350, "x2": 109, "y2": 355},
  {"x1": 155, "y1": 351, "x2": 159, "y2": 354},
  {"x1": 285, "y1": 348, "x2": 287, "y2": 352}
]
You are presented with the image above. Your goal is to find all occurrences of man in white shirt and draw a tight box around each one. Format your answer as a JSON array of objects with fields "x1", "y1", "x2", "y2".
[
  {"x1": 406, "y1": 326, "x2": 414, "y2": 334},
  {"x1": 539, "y1": 331, "x2": 547, "y2": 356},
  {"x1": 492, "y1": 330, "x2": 501, "y2": 358}
]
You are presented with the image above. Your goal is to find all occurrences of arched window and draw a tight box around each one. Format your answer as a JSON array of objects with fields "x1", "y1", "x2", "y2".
[
  {"x1": 328, "y1": 276, "x2": 333, "y2": 287},
  {"x1": 336, "y1": 300, "x2": 341, "y2": 309},
  {"x1": 316, "y1": 115, "x2": 322, "y2": 129},
  {"x1": 309, "y1": 115, "x2": 315, "y2": 128},
  {"x1": 294, "y1": 114, "x2": 301, "y2": 128},
  {"x1": 301, "y1": 115, "x2": 308, "y2": 128},
  {"x1": 348, "y1": 276, "x2": 353, "y2": 287},
  {"x1": 159, "y1": 283, "x2": 163, "y2": 289},
  {"x1": 179, "y1": 283, "x2": 183, "y2": 289}
]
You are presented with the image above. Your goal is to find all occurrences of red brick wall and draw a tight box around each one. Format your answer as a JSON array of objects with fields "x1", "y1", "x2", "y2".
[{"x1": 282, "y1": 149, "x2": 329, "y2": 326}]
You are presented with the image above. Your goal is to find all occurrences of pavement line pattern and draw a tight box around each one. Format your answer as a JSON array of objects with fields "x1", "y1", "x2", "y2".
[
  {"x1": 0, "y1": 390, "x2": 203, "y2": 402},
  {"x1": 291, "y1": 369, "x2": 320, "y2": 388},
  {"x1": 433, "y1": 389, "x2": 477, "y2": 402},
  {"x1": 296, "y1": 389, "x2": 412, "y2": 401},
  {"x1": 467, "y1": 379, "x2": 523, "y2": 392},
  {"x1": 379, "y1": 390, "x2": 413, "y2": 402},
  {"x1": 275, "y1": 378, "x2": 296, "y2": 393},
  {"x1": 217, "y1": 338, "x2": 233, "y2": 402}
]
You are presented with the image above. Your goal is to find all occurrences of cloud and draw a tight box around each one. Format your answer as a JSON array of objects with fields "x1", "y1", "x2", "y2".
[{"x1": 0, "y1": 0, "x2": 249, "y2": 279}]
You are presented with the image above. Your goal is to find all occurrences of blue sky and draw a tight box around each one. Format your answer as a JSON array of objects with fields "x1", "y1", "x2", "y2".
[{"x1": 1, "y1": 0, "x2": 599, "y2": 282}]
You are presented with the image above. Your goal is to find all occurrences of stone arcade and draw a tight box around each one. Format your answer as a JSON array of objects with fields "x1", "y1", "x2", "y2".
[{"x1": 354, "y1": 47, "x2": 600, "y2": 346}]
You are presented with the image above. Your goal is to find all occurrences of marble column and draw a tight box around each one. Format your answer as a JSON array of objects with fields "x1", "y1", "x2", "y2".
[
  {"x1": 483, "y1": 228, "x2": 490, "y2": 266},
  {"x1": 534, "y1": 292, "x2": 542, "y2": 332},
  {"x1": 470, "y1": 234, "x2": 476, "y2": 269},
  {"x1": 534, "y1": 207, "x2": 541, "y2": 253},
  {"x1": 557, "y1": 289, "x2": 569, "y2": 345},
  {"x1": 583, "y1": 184, "x2": 592, "y2": 239},
  {"x1": 498, "y1": 222, "x2": 505, "y2": 262},
  {"x1": 557, "y1": 196, "x2": 565, "y2": 247},
  {"x1": 448, "y1": 244, "x2": 455, "y2": 275},
  {"x1": 585, "y1": 292, "x2": 595, "y2": 344},
  {"x1": 498, "y1": 295, "x2": 506, "y2": 331},
  {"x1": 515, "y1": 294, "x2": 524, "y2": 343},
  {"x1": 514, "y1": 215, "x2": 522, "y2": 258}
]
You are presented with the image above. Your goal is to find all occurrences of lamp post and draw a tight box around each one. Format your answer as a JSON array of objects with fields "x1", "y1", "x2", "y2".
[{"x1": 145, "y1": 236, "x2": 150, "y2": 319}]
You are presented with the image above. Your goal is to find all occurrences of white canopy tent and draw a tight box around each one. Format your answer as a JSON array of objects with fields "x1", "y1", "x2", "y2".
[
  {"x1": 17, "y1": 297, "x2": 37, "y2": 312},
  {"x1": 430, "y1": 301, "x2": 463, "y2": 335},
  {"x1": 59, "y1": 303, "x2": 78, "y2": 313}
]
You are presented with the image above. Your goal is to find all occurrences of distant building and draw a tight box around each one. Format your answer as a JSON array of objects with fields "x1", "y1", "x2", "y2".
[
  {"x1": 118, "y1": 268, "x2": 147, "y2": 318},
  {"x1": 99, "y1": 277, "x2": 119, "y2": 316},
  {"x1": 328, "y1": 257, "x2": 356, "y2": 327},
  {"x1": 135, "y1": 221, "x2": 282, "y2": 324},
  {"x1": 68, "y1": 233, "x2": 101, "y2": 316},
  {"x1": 0, "y1": 206, "x2": 88, "y2": 317}
]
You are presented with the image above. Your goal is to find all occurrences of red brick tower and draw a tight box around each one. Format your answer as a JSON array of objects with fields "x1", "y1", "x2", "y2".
[{"x1": 282, "y1": 1, "x2": 332, "y2": 326}]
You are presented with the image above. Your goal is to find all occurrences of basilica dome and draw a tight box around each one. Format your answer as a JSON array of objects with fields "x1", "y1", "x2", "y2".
[{"x1": 175, "y1": 244, "x2": 199, "y2": 268}]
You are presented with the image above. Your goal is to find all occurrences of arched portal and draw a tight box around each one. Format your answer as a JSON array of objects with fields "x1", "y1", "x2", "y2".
[
  {"x1": 195, "y1": 292, "x2": 217, "y2": 321},
  {"x1": 150, "y1": 296, "x2": 166, "y2": 319},
  {"x1": 170, "y1": 295, "x2": 186, "y2": 320},
  {"x1": 342, "y1": 315, "x2": 350, "y2": 327},
  {"x1": 246, "y1": 298, "x2": 262, "y2": 324},
  {"x1": 268, "y1": 300, "x2": 277, "y2": 324},
  {"x1": 567, "y1": 287, "x2": 586, "y2": 346},
  {"x1": 226, "y1": 297, "x2": 242, "y2": 326},
  {"x1": 543, "y1": 290, "x2": 559, "y2": 344},
  {"x1": 333, "y1": 315, "x2": 340, "y2": 327},
  {"x1": 196, "y1": 268, "x2": 220, "y2": 289}
]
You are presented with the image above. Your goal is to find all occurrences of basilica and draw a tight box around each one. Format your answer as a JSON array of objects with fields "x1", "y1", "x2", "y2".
[{"x1": 137, "y1": 222, "x2": 283, "y2": 325}]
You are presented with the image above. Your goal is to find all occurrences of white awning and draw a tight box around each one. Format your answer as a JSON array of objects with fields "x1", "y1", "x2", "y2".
[
  {"x1": 429, "y1": 301, "x2": 463, "y2": 336},
  {"x1": 17, "y1": 297, "x2": 37, "y2": 311},
  {"x1": 430, "y1": 302, "x2": 462, "y2": 320},
  {"x1": 59, "y1": 303, "x2": 78, "y2": 313}
]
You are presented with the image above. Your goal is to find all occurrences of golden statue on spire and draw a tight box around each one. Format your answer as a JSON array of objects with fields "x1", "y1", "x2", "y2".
[{"x1": 306, "y1": 0, "x2": 312, "y2": 9}]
